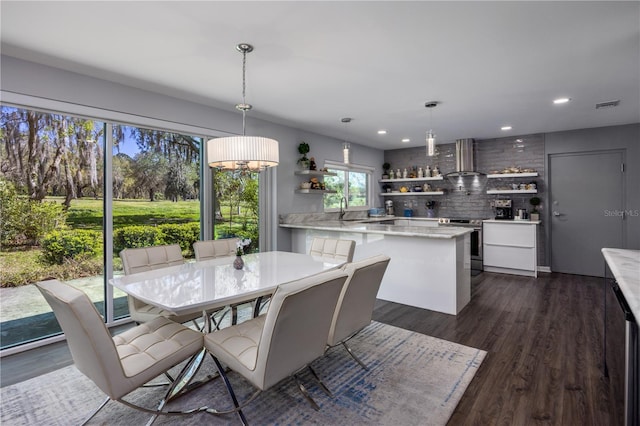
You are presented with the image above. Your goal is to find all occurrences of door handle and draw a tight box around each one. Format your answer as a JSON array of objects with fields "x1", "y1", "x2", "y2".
[{"x1": 553, "y1": 211, "x2": 562, "y2": 216}]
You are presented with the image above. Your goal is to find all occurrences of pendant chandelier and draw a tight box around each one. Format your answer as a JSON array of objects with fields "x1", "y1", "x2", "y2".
[
  {"x1": 207, "y1": 43, "x2": 279, "y2": 171},
  {"x1": 425, "y1": 101, "x2": 438, "y2": 157}
]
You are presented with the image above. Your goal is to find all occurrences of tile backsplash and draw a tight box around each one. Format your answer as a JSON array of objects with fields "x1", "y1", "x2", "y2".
[
  {"x1": 384, "y1": 134, "x2": 546, "y2": 265},
  {"x1": 383, "y1": 134, "x2": 544, "y2": 218}
]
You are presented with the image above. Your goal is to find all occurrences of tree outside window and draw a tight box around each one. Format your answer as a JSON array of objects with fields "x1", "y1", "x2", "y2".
[{"x1": 323, "y1": 163, "x2": 372, "y2": 210}]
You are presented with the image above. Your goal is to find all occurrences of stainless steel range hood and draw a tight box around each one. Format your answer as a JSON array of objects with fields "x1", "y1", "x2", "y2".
[{"x1": 445, "y1": 138, "x2": 484, "y2": 177}]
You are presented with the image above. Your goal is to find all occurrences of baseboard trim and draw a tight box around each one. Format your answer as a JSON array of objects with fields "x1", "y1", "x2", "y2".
[{"x1": 538, "y1": 266, "x2": 551, "y2": 273}]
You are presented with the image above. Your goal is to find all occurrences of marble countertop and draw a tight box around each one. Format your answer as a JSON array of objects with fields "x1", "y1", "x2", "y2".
[
  {"x1": 280, "y1": 221, "x2": 472, "y2": 239},
  {"x1": 602, "y1": 248, "x2": 640, "y2": 323},
  {"x1": 483, "y1": 219, "x2": 541, "y2": 225}
]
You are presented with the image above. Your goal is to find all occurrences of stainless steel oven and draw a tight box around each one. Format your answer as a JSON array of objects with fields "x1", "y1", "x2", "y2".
[{"x1": 438, "y1": 218, "x2": 484, "y2": 273}]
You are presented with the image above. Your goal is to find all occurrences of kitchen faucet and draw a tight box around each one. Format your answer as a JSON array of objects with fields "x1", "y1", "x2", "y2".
[{"x1": 339, "y1": 196, "x2": 347, "y2": 220}]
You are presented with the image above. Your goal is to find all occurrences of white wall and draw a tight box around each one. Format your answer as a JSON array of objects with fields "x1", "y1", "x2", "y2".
[{"x1": 0, "y1": 55, "x2": 384, "y2": 251}]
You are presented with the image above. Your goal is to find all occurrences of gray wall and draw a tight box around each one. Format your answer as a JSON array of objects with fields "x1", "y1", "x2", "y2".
[
  {"x1": 385, "y1": 134, "x2": 547, "y2": 264},
  {"x1": 384, "y1": 135, "x2": 545, "y2": 218},
  {"x1": 384, "y1": 123, "x2": 640, "y2": 267},
  {"x1": 0, "y1": 55, "x2": 384, "y2": 252}
]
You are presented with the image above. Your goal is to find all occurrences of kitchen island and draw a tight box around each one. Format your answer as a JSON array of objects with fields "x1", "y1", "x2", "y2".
[{"x1": 280, "y1": 220, "x2": 472, "y2": 315}]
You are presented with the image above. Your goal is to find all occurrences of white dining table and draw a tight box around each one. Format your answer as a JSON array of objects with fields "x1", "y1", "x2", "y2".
[{"x1": 109, "y1": 251, "x2": 346, "y2": 317}]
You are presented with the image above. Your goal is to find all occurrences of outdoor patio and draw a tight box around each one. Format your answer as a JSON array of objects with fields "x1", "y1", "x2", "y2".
[{"x1": 0, "y1": 276, "x2": 129, "y2": 350}]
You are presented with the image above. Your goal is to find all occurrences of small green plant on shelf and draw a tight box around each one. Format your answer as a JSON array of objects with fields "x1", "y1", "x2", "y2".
[
  {"x1": 529, "y1": 196, "x2": 541, "y2": 221},
  {"x1": 529, "y1": 196, "x2": 541, "y2": 212},
  {"x1": 382, "y1": 162, "x2": 391, "y2": 178},
  {"x1": 297, "y1": 142, "x2": 310, "y2": 169}
]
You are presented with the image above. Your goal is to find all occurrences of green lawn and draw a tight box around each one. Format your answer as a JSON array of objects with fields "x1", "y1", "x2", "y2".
[
  {"x1": 0, "y1": 197, "x2": 258, "y2": 287},
  {"x1": 61, "y1": 197, "x2": 201, "y2": 230},
  {"x1": 61, "y1": 197, "x2": 256, "y2": 230}
]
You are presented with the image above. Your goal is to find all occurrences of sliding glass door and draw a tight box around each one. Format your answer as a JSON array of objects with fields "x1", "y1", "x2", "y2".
[
  {"x1": 0, "y1": 106, "x2": 106, "y2": 348},
  {"x1": 110, "y1": 124, "x2": 202, "y2": 319},
  {"x1": 0, "y1": 106, "x2": 204, "y2": 349},
  {"x1": 0, "y1": 103, "x2": 270, "y2": 352}
]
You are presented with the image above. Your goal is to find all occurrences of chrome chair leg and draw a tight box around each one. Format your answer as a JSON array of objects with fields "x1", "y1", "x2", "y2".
[
  {"x1": 164, "y1": 348, "x2": 207, "y2": 402},
  {"x1": 253, "y1": 296, "x2": 264, "y2": 318},
  {"x1": 293, "y1": 374, "x2": 320, "y2": 411},
  {"x1": 80, "y1": 396, "x2": 110, "y2": 426},
  {"x1": 307, "y1": 365, "x2": 333, "y2": 397},
  {"x1": 252, "y1": 295, "x2": 271, "y2": 317},
  {"x1": 211, "y1": 355, "x2": 249, "y2": 425},
  {"x1": 342, "y1": 341, "x2": 369, "y2": 371}
]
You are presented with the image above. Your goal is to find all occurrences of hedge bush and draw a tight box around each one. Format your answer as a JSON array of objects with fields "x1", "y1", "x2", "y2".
[
  {"x1": 0, "y1": 179, "x2": 67, "y2": 246},
  {"x1": 41, "y1": 229, "x2": 102, "y2": 265},
  {"x1": 158, "y1": 223, "x2": 200, "y2": 256},
  {"x1": 112, "y1": 222, "x2": 201, "y2": 256}
]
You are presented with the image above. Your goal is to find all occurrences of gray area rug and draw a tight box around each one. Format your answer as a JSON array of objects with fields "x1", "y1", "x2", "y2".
[{"x1": 1, "y1": 322, "x2": 486, "y2": 425}]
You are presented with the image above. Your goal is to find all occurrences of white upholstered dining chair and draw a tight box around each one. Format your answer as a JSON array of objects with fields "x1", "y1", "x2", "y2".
[
  {"x1": 309, "y1": 237, "x2": 356, "y2": 263},
  {"x1": 35, "y1": 279, "x2": 204, "y2": 425},
  {"x1": 327, "y1": 254, "x2": 390, "y2": 370},
  {"x1": 193, "y1": 238, "x2": 238, "y2": 261},
  {"x1": 119, "y1": 244, "x2": 204, "y2": 325},
  {"x1": 204, "y1": 269, "x2": 349, "y2": 424}
]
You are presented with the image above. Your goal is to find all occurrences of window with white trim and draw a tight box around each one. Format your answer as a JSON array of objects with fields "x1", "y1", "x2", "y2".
[{"x1": 323, "y1": 161, "x2": 373, "y2": 211}]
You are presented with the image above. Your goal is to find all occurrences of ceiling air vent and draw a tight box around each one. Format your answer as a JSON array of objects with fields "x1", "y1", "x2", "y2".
[{"x1": 596, "y1": 100, "x2": 620, "y2": 109}]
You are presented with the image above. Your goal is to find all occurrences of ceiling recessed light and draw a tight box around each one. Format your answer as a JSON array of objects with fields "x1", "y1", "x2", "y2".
[
  {"x1": 501, "y1": 126, "x2": 512, "y2": 131},
  {"x1": 401, "y1": 138, "x2": 410, "y2": 143},
  {"x1": 553, "y1": 97, "x2": 571, "y2": 104},
  {"x1": 377, "y1": 130, "x2": 387, "y2": 135}
]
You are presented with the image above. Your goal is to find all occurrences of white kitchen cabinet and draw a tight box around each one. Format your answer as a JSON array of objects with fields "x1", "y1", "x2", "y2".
[{"x1": 483, "y1": 221, "x2": 538, "y2": 277}]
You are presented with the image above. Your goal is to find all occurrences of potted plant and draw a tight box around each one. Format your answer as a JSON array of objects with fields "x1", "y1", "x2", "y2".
[
  {"x1": 297, "y1": 142, "x2": 310, "y2": 170},
  {"x1": 529, "y1": 196, "x2": 541, "y2": 221},
  {"x1": 382, "y1": 162, "x2": 391, "y2": 179}
]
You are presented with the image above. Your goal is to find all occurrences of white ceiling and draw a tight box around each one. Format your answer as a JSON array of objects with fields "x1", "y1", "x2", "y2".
[{"x1": 1, "y1": 1, "x2": 639, "y2": 150}]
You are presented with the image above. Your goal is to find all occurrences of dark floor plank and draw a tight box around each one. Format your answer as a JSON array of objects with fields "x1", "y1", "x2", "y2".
[{"x1": 372, "y1": 272, "x2": 622, "y2": 425}]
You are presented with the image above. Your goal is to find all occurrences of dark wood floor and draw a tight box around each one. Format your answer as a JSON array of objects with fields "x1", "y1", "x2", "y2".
[
  {"x1": 373, "y1": 272, "x2": 623, "y2": 425},
  {"x1": 2, "y1": 272, "x2": 624, "y2": 425}
]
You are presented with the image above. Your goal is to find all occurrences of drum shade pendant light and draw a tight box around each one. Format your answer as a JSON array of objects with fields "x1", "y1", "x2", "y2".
[
  {"x1": 342, "y1": 117, "x2": 352, "y2": 164},
  {"x1": 425, "y1": 101, "x2": 438, "y2": 157},
  {"x1": 207, "y1": 43, "x2": 279, "y2": 171}
]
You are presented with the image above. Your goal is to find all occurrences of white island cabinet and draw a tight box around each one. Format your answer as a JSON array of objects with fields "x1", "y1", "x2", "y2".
[
  {"x1": 280, "y1": 221, "x2": 471, "y2": 315},
  {"x1": 483, "y1": 220, "x2": 539, "y2": 277}
]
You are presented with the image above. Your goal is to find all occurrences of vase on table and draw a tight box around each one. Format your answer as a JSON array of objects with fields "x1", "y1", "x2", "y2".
[{"x1": 233, "y1": 255, "x2": 244, "y2": 270}]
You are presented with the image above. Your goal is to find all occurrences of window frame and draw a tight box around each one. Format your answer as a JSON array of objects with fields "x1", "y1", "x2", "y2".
[
  {"x1": 323, "y1": 160, "x2": 374, "y2": 212},
  {"x1": 0, "y1": 92, "x2": 277, "y2": 355}
]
